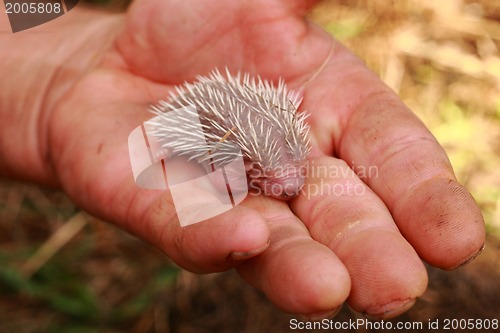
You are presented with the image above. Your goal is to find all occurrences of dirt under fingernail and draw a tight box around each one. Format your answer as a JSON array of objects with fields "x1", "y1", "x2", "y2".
[{"x1": 363, "y1": 298, "x2": 416, "y2": 320}]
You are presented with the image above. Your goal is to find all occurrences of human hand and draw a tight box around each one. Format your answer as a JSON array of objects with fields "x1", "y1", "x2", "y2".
[{"x1": 31, "y1": 0, "x2": 485, "y2": 319}]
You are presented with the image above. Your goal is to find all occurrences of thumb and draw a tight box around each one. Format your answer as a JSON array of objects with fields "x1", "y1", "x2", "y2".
[{"x1": 114, "y1": 0, "x2": 324, "y2": 83}]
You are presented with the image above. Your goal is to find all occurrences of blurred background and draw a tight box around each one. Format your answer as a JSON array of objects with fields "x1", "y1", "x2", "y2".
[{"x1": 1, "y1": 0, "x2": 499, "y2": 332}]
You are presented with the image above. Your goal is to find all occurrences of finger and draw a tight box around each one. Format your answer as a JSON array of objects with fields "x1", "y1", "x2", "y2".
[
  {"x1": 291, "y1": 156, "x2": 428, "y2": 318},
  {"x1": 237, "y1": 195, "x2": 351, "y2": 318},
  {"x1": 128, "y1": 189, "x2": 272, "y2": 273},
  {"x1": 49, "y1": 70, "x2": 270, "y2": 273},
  {"x1": 303, "y1": 41, "x2": 485, "y2": 269}
]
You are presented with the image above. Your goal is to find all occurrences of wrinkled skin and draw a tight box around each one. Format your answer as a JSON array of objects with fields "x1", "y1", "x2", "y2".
[
  {"x1": 0, "y1": 0, "x2": 485, "y2": 320},
  {"x1": 247, "y1": 163, "x2": 307, "y2": 200}
]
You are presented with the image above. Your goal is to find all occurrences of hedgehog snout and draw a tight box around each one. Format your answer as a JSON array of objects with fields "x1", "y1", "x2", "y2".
[
  {"x1": 246, "y1": 162, "x2": 307, "y2": 200},
  {"x1": 245, "y1": 147, "x2": 309, "y2": 200}
]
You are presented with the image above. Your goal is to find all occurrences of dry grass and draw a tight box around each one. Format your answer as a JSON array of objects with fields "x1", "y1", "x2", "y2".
[
  {"x1": 0, "y1": 0, "x2": 499, "y2": 332},
  {"x1": 310, "y1": 0, "x2": 500, "y2": 234}
]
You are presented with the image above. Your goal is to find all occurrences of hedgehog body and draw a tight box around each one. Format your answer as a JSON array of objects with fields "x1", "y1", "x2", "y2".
[{"x1": 147, "y1": 69, "x2": 311, "y2": 200}]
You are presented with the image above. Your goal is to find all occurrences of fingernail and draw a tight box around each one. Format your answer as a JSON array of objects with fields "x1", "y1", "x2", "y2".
[
  {"x1": 452, "y1": 243, "x2": 485, "y2": 269},
  {"x1": 229, "y1": 239, "x2": 270, "y2": 260},
  {"x1": 297, "y1": 306, "x2": 342, "y2": 321},
  {"x1": 363, "y1": 298, "x2": 416, "y2": 320}
]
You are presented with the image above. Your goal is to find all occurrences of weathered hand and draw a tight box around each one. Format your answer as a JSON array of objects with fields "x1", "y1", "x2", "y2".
[{"x1": 34, "y1": 0, "x2": 485, "y2": 319}]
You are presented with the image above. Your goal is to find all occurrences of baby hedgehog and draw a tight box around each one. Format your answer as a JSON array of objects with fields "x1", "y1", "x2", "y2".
[{"x1": 147, "y1": 69, "x2": 311, "y2": 200}]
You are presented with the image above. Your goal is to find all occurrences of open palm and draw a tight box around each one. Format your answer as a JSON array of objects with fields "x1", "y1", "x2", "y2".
[{"x1": 47, "y1": 0, "x2": 484, "y2": 319}]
